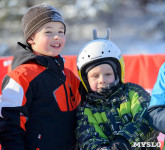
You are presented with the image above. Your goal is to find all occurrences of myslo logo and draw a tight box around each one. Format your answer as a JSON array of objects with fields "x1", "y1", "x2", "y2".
[{"x1": 132, "y1": 142, "x2": 161, "y2": 148}]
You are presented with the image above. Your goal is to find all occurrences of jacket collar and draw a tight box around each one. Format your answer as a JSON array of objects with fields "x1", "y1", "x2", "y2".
[
  {"x1": 11, "y1": 42, "x2": 64, "y2": 72},
  {"x1": 85, "y1": 85, "x2": 126, "y2": 106}
]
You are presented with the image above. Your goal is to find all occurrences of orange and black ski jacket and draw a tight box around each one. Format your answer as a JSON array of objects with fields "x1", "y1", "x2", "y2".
[{"x1": 0, "y1": 42, "x2": 83, "y2": 150}]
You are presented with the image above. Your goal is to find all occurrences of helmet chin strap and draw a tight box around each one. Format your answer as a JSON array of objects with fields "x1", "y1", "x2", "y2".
[{"x1": 93, "y1": 28, "x2": 111, "y2": 40}]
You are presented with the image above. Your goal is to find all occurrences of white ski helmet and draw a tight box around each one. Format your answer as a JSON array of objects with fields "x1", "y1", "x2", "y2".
[{"x1": 77, "y1": 28, "x2": 125, "y2": 92}]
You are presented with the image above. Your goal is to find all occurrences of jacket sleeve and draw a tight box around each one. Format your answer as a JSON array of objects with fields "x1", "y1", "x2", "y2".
[
  {"x1": 0, "y1": 74, "x2": 31, "y2": 150},
  {"x1": 76, "y1": 106, "x2": 111, "y2": 150},
  {"x1": 148, "y1": 63, "x2": 165, "y2": 133},
  {"x1": 117, "y1": 83, "x2": 158, "y2": 146}
]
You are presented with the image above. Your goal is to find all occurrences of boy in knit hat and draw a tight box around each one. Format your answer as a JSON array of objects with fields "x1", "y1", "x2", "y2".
[
  {"x1": 76, "y1": 28, "x2": 160, "y2": 150},
  {"x1": 0, "y1": 3, "x2": 83, "y2": 150}
]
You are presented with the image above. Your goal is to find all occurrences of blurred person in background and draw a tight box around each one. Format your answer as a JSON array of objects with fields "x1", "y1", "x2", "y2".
[{"x1": 148, "y1": 63, "x2": 165, "y2": 134}]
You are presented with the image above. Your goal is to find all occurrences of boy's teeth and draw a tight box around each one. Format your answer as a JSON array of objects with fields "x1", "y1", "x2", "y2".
[{"x1": 55, "y1": 44, "x2": 59, "y2": 47}]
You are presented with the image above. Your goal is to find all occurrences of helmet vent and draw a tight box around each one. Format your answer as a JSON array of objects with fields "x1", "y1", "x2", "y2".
[
  {"x1": 88, "y1": 55, "x2": 90, "y2": 57},
  {"x1": 108, "y1": 50, "x2": 110, "y2": 52},
  {"x1": 102, "y1": 51, "x2": 104, "y2": 54}
]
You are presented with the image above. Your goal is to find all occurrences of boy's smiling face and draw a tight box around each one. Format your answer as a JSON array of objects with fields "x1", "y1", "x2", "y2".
[
  {"x1": 87, "y1": 64, "x2": 115, "y2": 92},
  {"x1": 27, "y1": 22, "x2": 66, "y2": 57}
]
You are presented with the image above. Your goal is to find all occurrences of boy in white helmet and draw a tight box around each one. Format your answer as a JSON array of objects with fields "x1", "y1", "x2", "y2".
[{"x1": 76, "y1": 28, "x2": 160, "y2": 150}]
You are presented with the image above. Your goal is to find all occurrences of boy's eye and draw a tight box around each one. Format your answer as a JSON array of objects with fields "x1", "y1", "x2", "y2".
[
  {"x1": 105, "y1": 73, "x2": 111, "y2": 76},
  {"x1": 106, "y1": 72, "x2": 113, "y2": 76},
  {"x1": 59, "y1": 30, "x2": 64, "y2": 34},
  {"x1": 45, "y1": 31, "x2": 52, "y2": 33},
  {"x1": 93, "y1": 74, "x2": 99, "y2": 78}
]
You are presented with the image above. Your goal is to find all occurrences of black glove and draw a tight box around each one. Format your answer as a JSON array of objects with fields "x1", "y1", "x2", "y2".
[{"x1": 110, "y1": 138, "x2": 131, "y2": 150}]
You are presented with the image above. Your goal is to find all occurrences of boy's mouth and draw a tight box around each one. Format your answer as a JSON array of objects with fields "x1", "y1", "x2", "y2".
[
  {"x1": 51, "y1": 43, "x2": 61, "y2": 48},
  {"x1": 98, "y1": 85, "x2": 108, "y2": 89}
]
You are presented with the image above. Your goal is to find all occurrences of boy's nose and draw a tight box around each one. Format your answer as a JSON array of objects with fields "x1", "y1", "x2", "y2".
[
  {"x1": 53, "y1": 34, "x2": 60, "y2": 40},
  {"x1": 99, "y1": 76, "x2": 106, "y2": 84}
]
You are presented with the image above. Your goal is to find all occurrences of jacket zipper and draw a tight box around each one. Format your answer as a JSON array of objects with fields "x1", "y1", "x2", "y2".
[
  {"x1": 63, "y1": 83, "x2": 69, "y2": 111},
  {"x1": 68, "y1": 84, "x2": 74, "y2": 109},
  {"x1": 36, "y1": 134, "x2": 41, "y2": 150}
]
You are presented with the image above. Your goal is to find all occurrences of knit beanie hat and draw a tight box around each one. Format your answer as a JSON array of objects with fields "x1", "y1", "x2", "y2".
[{"x1": 22, "y1": 3, "x2": 66, "y2": 41}]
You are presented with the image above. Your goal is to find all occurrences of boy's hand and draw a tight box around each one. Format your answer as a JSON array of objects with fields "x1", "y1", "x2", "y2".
[{"x1": 110, "y1": 138, "x2": 131, "y2": 150}]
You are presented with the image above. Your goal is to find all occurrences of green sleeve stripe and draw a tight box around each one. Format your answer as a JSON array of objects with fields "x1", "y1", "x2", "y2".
[
  {"x1": 84, "y1": 108, "x2": 108, "y2": 139},
  {"x1": 94, "y1": 112, "x2": 104, "y2": 124},
  {"x1": 84, "y1": 108, "x2": 98, "y2": 124},
  {"x1": 101, "y1": 112, "x2": 107, "y2": 122},
  {"x1": 94, "y1": 124, "x2": 108, "y2": 139},
  {"x1": 120, "y1": 90, "x2": 142, "y2": 118},
  {"x1": 129, "y1": 91, "x2": 141, "y2": 118},
  {"x1": 120, "y1": 101, "x2": 131, "y2": 116}
]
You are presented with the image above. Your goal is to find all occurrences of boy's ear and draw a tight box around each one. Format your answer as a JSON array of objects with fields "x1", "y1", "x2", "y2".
[{"x1": 27, "y1": 36, "x2": 35, "y2": 45}]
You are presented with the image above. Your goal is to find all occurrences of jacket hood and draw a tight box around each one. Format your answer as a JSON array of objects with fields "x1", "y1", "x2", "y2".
[
  {"x1": 11, "y1": 42, "x2": 37, "y2": 70},
  {"x1": 11, "y1": 42, "x2": 64, "y2": 71}
]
